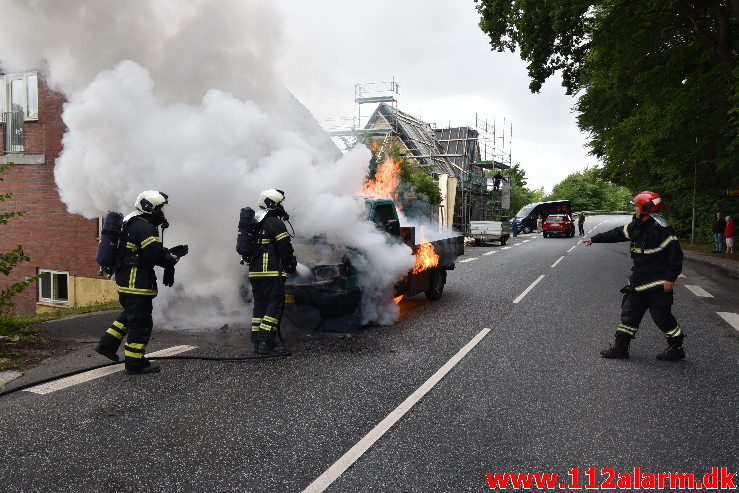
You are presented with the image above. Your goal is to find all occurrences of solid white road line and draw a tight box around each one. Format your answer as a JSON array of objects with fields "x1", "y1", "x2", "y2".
[
  {"x1": 513, "y1": 275, "x2": 546, "y2": 304},
  {"x1": 717, "y1": 312, "x2": 739, "y2": 332},
  {"x1": 26, "y1": 345, "x2": 197, "y2": 395},
  {"x1": 684, "y1": 285, "x2": 714, "y2": 298},
  {"x1": 551, "y1": 256, "x2": 565, "y2": 268},
  {"x1": 458, "y1": 258, "x2": 478, "y2": 263},
  {"x1": 301, "y1": 328, "x2": 492, "y2": 493},
  {"x1": 482, "y1": 251, "x2": 496, "y2": 256},
  {"x1": 567, "y1": 245, "x2": 577, "y2": 253}
]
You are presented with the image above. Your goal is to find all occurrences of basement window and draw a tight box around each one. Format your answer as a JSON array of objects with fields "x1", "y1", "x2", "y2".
[
  {"x1": 38, "y1": 269, "x2": 69, "y2": 304},
  {"x1": 0, "y1": 72, "x2": 39, "y2": 121}
]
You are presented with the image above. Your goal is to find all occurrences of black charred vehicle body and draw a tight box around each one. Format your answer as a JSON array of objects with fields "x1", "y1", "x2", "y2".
[{"x1": 283, "y1": 198, "x2": 463, "y2": 332}]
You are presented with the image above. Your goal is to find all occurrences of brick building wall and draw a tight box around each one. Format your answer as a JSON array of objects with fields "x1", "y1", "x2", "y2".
[{"x1": 0, "y1": 76, "x2": 113, "y2": 314}]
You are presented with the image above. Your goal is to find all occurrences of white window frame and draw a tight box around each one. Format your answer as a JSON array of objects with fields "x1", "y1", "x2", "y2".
[
  {"x1": 0, "y1": 72, "x2": 39, "y2": 121},
  {"x1": 38, "y1": 269, "x2": 69, "y2": 304}
]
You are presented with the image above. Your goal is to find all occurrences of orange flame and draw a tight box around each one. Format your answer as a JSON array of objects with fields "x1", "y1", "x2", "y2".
[
  {"x1": 393, "y1": 295, "x2": 404, "y2": 304},
  {"x1": 359, "y1": 157, "x2": 401, "y2": 201},
  {"x1": 412, "y1": 242, "x2": 440, "y2": 274}
]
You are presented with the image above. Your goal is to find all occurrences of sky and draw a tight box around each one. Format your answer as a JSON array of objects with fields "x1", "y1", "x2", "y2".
[{"x1": 273, "y1": 0, "x2": 597, "y2": 193}]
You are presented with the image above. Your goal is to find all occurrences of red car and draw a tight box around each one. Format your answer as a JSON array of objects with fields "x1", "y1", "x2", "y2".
[{"x1": 543, "y1": 214, "x2": 575, "y2": 238}]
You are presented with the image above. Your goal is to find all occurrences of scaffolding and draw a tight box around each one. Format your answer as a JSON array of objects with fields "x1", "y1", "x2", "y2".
[
  {"x1": 322, "y1": 80, "x2": 515, "y2": 230},
  {"x1": 325, "y1": 78, "x2": 400, "y2": 152}
]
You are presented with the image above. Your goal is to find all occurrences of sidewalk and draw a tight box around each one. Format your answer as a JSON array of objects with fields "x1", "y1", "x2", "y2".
[{"x1": 682, "y1": 249, "x2": 739, "y2": 278}]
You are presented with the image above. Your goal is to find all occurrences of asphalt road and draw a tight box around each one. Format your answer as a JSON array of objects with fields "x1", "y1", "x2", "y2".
[{"x1": 1, "y1": 215, "x2": 737, "y2": 492}]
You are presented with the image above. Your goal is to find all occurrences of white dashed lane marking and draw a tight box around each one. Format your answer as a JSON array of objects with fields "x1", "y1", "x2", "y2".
[
  {"x1": 567, "y1": 245, "x2": 577, "y2": 253},
  {"x1": 482, "y1": 251, "x2": 496, "y2": 256},
  {"x1": 551, "y1": 256, "x2": 565, "y2": 268},
  {"x1": 26, "y1": 345, "x2": 197, "y2": 395},
  {"x1": 502, "y1": 247, "x2": 511, "y2": 250},
  {"x1": 513, "y1": 275, "x2": 546, "y2": 304},
  {"x1": 679, "y1": 273, "x2": 686, "y2": 278},
  {"x1": 684, "y1": 285, "x2": 714, "y2": 298},
  {"x1": 301, "y1": 328, "x2": 492, "y2": 493},
  {"x1": 717, "y1": 312, "x2": 739, "y2": 332},
  {"x1": 459, "y1": 258, "x2": 478, "y2": 263}
]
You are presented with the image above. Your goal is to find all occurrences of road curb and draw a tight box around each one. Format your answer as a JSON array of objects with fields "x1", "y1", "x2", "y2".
[{"x1": 683, "y1": 250, "x2": 739, "y2": 278}]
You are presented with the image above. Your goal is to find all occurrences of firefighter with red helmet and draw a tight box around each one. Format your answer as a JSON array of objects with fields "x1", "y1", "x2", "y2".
[{"x1": 584, "y1": 191, "x2": 686, "y2": 361}]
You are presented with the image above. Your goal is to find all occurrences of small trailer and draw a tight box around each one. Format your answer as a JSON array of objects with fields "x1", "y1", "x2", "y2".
[{"x1": 469, "y1": 220, "x2": 511, "y2": 245}]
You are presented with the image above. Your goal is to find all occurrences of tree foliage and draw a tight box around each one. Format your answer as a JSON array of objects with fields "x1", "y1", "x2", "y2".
[
  {"x1": 0, "y1": 162, "x2": 35, "y2": 313},
  {"x1": 475, "y1": 0, "x2": 738, "y2": 241},
  {"x1": 544, "y1": 167, "x2": 632, "y2": 211}
]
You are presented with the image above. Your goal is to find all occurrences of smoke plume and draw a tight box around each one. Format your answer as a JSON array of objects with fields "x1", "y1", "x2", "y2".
[{"x1": 0, "y1": 0, "x2": 415, "y2": 328}]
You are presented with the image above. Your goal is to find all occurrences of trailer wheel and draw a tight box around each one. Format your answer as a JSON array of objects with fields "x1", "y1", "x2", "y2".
[{"x1": 425, "y1": 270, "x2": 446, "y2": 300}]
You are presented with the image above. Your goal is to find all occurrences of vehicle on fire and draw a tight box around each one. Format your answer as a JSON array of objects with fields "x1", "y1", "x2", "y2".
[{"x1": 283, "y1": 198, "x2": 464, "y2": 332}]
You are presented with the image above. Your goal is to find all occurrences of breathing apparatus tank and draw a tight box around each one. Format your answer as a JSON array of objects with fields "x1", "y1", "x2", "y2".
[
  {"x1": 96, "y1": 211, "x2": 124, "y2": 276},
  {"x1": 236, "y1": 207, "x2": 259, "y2": 264}
]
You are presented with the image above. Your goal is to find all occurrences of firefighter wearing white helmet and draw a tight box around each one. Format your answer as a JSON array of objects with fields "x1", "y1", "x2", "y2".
[
  {"x1": 94, "y1": 190, "x2": 189, "y2": 374},
  {"x1": 584, "y1": 191, "x2": 686, "y2": 361},
  {"x1": 249, "y1": 188, "x2": 297, "y2": 355}
]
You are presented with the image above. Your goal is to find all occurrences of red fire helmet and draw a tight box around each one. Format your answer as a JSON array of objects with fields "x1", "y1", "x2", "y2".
[{"x1": 631, "y1": 190, "x2": 663, "y2": 213}]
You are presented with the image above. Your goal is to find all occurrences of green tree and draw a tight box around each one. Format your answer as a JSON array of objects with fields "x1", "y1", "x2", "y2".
[
  {"x1": 545, "y1": 167, "x2": 632, "y2": 211},
  {"x1": 475, "y1": 0, "x2": 738, "y2": 239},
  {"x1": 0, "y1": 162, "x2": 36, "y2": 313}
]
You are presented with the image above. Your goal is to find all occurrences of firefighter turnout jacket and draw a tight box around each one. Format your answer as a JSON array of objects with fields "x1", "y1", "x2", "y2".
[
  {"x1": 248, "y1": 211, "x2": 295, "y2": 278},
  {"x1": 114, "y1": 216, "x2": 176, "y2": 296},
  {"x1": 591, "y1": 215, "x2": 683, "y2": 292}
]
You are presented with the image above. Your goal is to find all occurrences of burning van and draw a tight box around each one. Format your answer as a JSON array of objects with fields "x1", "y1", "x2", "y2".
[{"x1": 283, "y1": 198, "x2": 463, "y2": 332}]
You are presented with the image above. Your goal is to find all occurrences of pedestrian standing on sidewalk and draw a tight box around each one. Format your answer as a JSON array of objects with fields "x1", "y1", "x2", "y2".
[
  {"x1": 537, "y1": 215, "x2": 543, "y2": 234},
  {"x1": 584, "y1": 191, "x2": 686, "y2": 361},
  {"x1": 578, "y1": 212, "x2": 586, "y2": 236},
  {"x1": 713, "y1": 212, "x2": 726, "y2": 253},
  {"x1": 725, "y1": 215, "x2": 735, "y2": 254}
]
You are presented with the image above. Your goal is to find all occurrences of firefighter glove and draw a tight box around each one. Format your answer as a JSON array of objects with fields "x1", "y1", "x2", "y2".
[
  {"x1": 169, "y1": 244, "x2": 189, "y2": 258},
  {"x1": 163, "y1": 265, "x2": 175, "y2": 287},
  {"x1": 285, "y1": 256, "x2": 297, "y2": 274}
]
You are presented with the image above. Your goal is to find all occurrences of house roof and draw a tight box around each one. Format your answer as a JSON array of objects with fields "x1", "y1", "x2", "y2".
[{"x1": 365, "y1": 103, "x2": 458, "y2": 177}]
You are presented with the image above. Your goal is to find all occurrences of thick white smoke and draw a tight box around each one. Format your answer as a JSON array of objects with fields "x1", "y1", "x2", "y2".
[{"x1": 0, "y1": 0, "x2": 415, "y2": 328}]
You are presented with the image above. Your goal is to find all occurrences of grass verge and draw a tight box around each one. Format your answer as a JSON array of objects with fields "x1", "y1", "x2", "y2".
[{"x1": 0, "y1": 300, "x2": 120, "y2": 371}]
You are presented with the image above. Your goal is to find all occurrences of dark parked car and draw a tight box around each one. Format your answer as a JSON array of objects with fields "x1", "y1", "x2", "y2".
[{"x1": 542, "y1": 214, "x2": 575, "y2": 238}]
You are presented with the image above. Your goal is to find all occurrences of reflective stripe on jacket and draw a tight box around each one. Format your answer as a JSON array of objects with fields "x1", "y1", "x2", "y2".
[
  {"x1": 591, "y1": 215, "x2": 683, "y2": 290},
  {"x1": 114, "y1": 216, "x2": 175, "y2": 296},
  {"x1": 248, "y1": 212, "x2": 294, "y2": 278}
]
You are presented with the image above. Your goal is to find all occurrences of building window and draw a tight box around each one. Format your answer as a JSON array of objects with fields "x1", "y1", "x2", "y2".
[
  {"x1": 38, "y1": 269, "x2": 69, "y2": 304},
  {"x1": 0, "y1": 72, "x2": 39, "y2": 121}
]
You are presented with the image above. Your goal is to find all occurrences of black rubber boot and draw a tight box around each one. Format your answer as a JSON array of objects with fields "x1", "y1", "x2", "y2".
[
  {"x1": 251, "y1": 331, "x2": 260, "y2": 354},
  {"x1": 656, "y1": 335, "x2": 685, "y2": 361},
  {"x1": 600, "y1": 332, "x2": 631, "y2": 359},
  {"x1": 125, "y1": 364, "x2": 161, "y2": 375},
  {"x1": 257, "y1": 341, "x2": 288, "y2": 356},
  {"x1": 93, "y1": 343, "x2": 120, "y2": 362}
]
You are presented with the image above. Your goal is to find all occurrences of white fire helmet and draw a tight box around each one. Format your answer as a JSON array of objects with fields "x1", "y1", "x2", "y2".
[
  {"x1": 258, "y1": 189, "x2": 285, "y2": 210},
  {"x1": 135, "y1": 190, "x2": 169, "y2": 213}
]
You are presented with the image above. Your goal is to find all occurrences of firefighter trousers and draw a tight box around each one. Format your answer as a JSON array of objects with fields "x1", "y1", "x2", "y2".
[
  {"x1": 615, "y1": 287, "x2": 683, "y2": 339},
  {"x1": 97, "y1": 294, "x2": 155, "y2": 369},
  {"x1": 250, "y1": 277, "x2": 286, "y2": 344}
]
